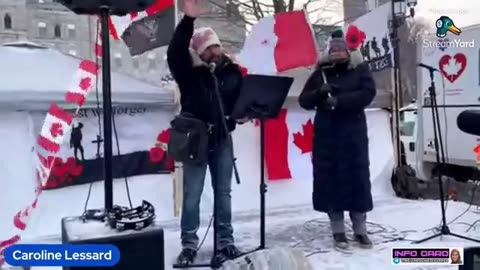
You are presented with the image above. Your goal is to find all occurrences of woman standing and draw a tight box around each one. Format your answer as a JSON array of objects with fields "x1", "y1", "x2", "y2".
[{"x1": 298, "y1": 30, "x2": 376, "y2": 249}]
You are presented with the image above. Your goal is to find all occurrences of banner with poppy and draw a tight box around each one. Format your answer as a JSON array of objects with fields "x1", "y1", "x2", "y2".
[
  {"x1": 30, "y1": 107, "x2": 174, "y2": 190},
  {"x1": 345, "y1": 3, "x2": 393, "y2": 72}
]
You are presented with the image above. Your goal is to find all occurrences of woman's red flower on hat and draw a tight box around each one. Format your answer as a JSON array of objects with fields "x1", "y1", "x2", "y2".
[{"x1": 345, "y1": 24, "x2": 366, "y2": 50}]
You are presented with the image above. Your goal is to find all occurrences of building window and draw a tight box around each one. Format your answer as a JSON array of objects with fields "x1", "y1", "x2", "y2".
[
  {"x1": 366, "y1": 0, "x2": 379, "y2": 11},
  {"x1": 38, "y1": 22, "x2": 47, "y2": 37},
  {"x1": 132, "y1": 58, "x2": 139, "y2": 69},
  {"x1": 68, "y1": 50, "x2": 77, "y2": 56},
  {"x1": 4, "y1": 14, "x2": 12, "y2": 29},
  {"x1": 54, "y1": 24, "x2": 61, "y2": 38},
  {"x1": 114, "y1": 53, "x2": 122, "y2": 68},
  {"x1": 147, "y1": 53, "x2": 156, "y2": 70},
  {"x1": 67, "y1": 24, "x2": 75, "y2": 39}
]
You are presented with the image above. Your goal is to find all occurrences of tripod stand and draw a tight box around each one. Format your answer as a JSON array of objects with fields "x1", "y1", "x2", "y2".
[{"x1": 413, "y1": 65, "x2": 480, "y2": 244}]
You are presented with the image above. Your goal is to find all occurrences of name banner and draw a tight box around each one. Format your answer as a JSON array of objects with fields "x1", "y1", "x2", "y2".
[
  {"x1": 31, "y1": 106, "x2": 174, "y2": 190},
  {"x1": 392, "y1": 247, "x2": 464, "y2": 265}
]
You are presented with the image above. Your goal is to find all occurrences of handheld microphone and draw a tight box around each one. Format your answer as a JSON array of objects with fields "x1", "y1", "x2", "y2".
[
  {"x1": 209, "y1": 62, "x2": 216, "y2": 73},
  {"x1": 417, "y1": 63, "x2": 438, "y2": 72},
  {"x1": 457, "y1": 110, "x2": 480, "y2": 136}
]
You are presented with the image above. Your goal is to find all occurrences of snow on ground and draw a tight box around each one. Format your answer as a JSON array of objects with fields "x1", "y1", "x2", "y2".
[
  {"x1": 3, "y1": 110, "x2": 479, "y2": 270},
  {"x1": 18, "y1": 195, "x2": 480, "y2": 270}
]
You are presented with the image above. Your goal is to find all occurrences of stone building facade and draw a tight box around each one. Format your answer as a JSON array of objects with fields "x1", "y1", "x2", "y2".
[{"x1": 0, "y1": 0, "x2": 245, "y2": 85}]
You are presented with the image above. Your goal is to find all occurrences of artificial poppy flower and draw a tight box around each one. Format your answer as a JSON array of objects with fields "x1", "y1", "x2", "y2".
[
  {"x1": 157, "y1": 129, "x2": 171, "y2": 143},
  {"x1": 51, "y1": 160, "x2": 68, "y2": 178},
  {"x1": 345, "y1": 24, "x2": 366, "y2": 50},
  {"x1": 70, "y1": 164, "x2": 83, "y2": 177},
  {"x1": 149, "y1": 147, "x2": 165, "y2": 163}
]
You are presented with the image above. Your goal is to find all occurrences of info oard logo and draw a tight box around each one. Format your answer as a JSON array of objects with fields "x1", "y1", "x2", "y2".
[
  {"x1": 392, "y1": 247, "x2": 464, "y2": 265},
  {"x1": 423, "y1": 16, "x2": 475, "y2": 49}
]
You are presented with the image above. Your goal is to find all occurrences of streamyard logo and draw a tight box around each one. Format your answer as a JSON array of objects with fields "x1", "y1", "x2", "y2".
[
  {"x1": 435, "y1": 16, "x2": 461, "y2": 38},
  {"x1": 423, "y1": 16, "x2": 475, "y2": 49}
]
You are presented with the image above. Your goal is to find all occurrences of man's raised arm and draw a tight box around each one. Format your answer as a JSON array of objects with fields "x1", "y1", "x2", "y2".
[{"x1": 167, "y1": 15, "x2": 195, "y2": 81}]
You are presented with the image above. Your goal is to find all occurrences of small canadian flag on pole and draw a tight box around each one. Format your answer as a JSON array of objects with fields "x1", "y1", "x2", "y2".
[
  {"x1": 237, "y1": 10, "x2": 318, "y2": 74},
  {"x1": 64, "y1": 60, "x2": 99, "y2": 106},
  {"x1": 37, "y1": 103, "x2": 73, "y2": 153}
]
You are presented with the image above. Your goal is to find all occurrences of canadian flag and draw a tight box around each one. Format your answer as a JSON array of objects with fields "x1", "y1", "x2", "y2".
[
  {"x1": 64, "y1": 60, "x2": 99, "y2": 107},
  {"x1": 262, "y1": 109, "x2": 315, "y2": 181},
  {"x1": 237, "y1": 10, "x2": 318, "y2": 74},
  {"x1": 37, "y1": 103, "x2": 73, "y2": 153}
]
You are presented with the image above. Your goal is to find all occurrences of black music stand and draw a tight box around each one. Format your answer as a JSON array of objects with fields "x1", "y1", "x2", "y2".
[
  {"x1": 57, "y1": 0, "x2": 156, "y2": 211},
  {"x1": 231, "y1": 74, "x2": 294, "y2": 250}
]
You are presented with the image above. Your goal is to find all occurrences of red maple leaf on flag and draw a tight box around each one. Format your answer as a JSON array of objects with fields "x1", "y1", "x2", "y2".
[
  {"x1": 50, "y1": 123, "x2": 63, "y2": 137},
  {"x1": 292, "y1": 119, "x2": 314, "y2": 154},
  {"x1": 79, "y1": 77, "x2": 92, "y2": 91}
]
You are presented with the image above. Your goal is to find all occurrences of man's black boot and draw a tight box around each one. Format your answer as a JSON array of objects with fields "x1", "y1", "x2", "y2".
[
  {"x1": 176, "y1": 248, "x2": 197, "y2": 266},
  {"x1": 210, "y1": 245, "x2": 242, "y2": 266}
]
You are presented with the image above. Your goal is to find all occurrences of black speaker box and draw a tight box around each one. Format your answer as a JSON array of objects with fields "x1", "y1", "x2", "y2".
[
  {"x1": 55, "y1": 0, "x2": 156, "y2": 16},
  {"x1": 61, "y1": 216, "x2": 164, "y2": 270}
]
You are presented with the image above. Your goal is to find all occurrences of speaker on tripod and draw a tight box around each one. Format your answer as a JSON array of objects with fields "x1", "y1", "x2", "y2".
[{"x1": 56, "y1": 1, "x2": 165, "y2": 269}]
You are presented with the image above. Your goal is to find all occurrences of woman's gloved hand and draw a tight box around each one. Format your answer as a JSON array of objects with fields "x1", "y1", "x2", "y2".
[{"x1": 317, "y1": 84, "x2": 333, "y2": 99}]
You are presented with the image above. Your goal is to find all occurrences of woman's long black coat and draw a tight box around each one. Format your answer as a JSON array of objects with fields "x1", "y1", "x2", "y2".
[{"x1": 298, "y1": 56, "x2": 376, "y2": 213}]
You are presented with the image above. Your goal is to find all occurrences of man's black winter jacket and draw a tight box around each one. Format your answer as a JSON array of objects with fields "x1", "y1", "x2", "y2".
[{"x1": 166, "y1": 15, "x2": 243, "y2": 144}]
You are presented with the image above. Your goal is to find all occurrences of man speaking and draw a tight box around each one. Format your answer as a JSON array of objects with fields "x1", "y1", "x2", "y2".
[{"x1": 167, "y1": 0, "x2": 245, "y2": 266}]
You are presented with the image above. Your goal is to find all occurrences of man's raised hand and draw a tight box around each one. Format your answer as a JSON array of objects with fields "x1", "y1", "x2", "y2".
[{"x1": 182, "y1": 0, "x2": 203, "y2": 18}]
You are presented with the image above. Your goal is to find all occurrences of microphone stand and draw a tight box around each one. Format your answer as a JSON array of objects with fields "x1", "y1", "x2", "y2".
[{"x1": 413, "y1": 65, "x2": 480, "y2": 244}]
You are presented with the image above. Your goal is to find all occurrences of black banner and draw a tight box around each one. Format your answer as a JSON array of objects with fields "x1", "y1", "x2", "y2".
[{"x1": 366, "y1": 53, "x2": 393, "y2": 72}]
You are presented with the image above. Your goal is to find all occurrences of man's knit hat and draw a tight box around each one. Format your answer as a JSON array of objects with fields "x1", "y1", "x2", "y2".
[
  {"x1": 328, "y1": 29, "x2": 348, "y2": 52},
  {"x1": 190, "y1": 27, "x2": 222, "y2": 55}
]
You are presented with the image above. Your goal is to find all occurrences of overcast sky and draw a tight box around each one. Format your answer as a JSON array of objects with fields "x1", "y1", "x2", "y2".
[
  {"x1": 295, "y1": 0, "x2": 479, "y2": 27},
  {"x1": 415, "y1": 0, "x2": 480, "y2": 28}
]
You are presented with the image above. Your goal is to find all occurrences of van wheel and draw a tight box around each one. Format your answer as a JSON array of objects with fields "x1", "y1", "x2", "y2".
[{"x1": 392, "y1": 165, "x2": 420, "y2": 199}]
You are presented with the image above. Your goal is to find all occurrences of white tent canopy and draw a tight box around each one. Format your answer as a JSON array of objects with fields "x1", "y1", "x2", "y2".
[{"x1": 0, "y1": 41, "x2": 175, "y2": 109}]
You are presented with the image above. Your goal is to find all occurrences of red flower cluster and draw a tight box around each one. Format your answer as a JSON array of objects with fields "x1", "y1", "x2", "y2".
[
  {"x1": 44, "y1": 157, "x2": 83, "y2": 189},
  {"x1": 149, "y1": 129, "x2": 174, "y2": 171},
  {"x1": 345, "y1": 24, "x2": 366, "y2": 50}
]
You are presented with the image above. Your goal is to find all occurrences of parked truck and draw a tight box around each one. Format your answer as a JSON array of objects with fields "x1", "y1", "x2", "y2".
[{"x1": 393, "y1": 24, "x2": 480, "y2": 198}]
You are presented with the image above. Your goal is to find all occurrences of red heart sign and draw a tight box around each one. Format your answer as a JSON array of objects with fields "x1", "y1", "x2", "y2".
[{"x1": 438, "y1": 53, "x2": 467, "y2": 83}]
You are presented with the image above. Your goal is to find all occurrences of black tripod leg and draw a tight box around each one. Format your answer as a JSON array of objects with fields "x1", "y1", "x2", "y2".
[
  {"x1": 412, "y1": 232, "x2": 443, "y2": 244},
  {"x1": 449, "y1": 232, "x2": 480, "y2": 243},
  {"x1": 233, "y1": 156, "x2": 241, "y2": 184}
]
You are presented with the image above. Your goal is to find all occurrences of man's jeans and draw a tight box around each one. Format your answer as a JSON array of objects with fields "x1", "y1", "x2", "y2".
[{"x1": 180, "y1": 137, "x2": 234, "y2": 250}]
